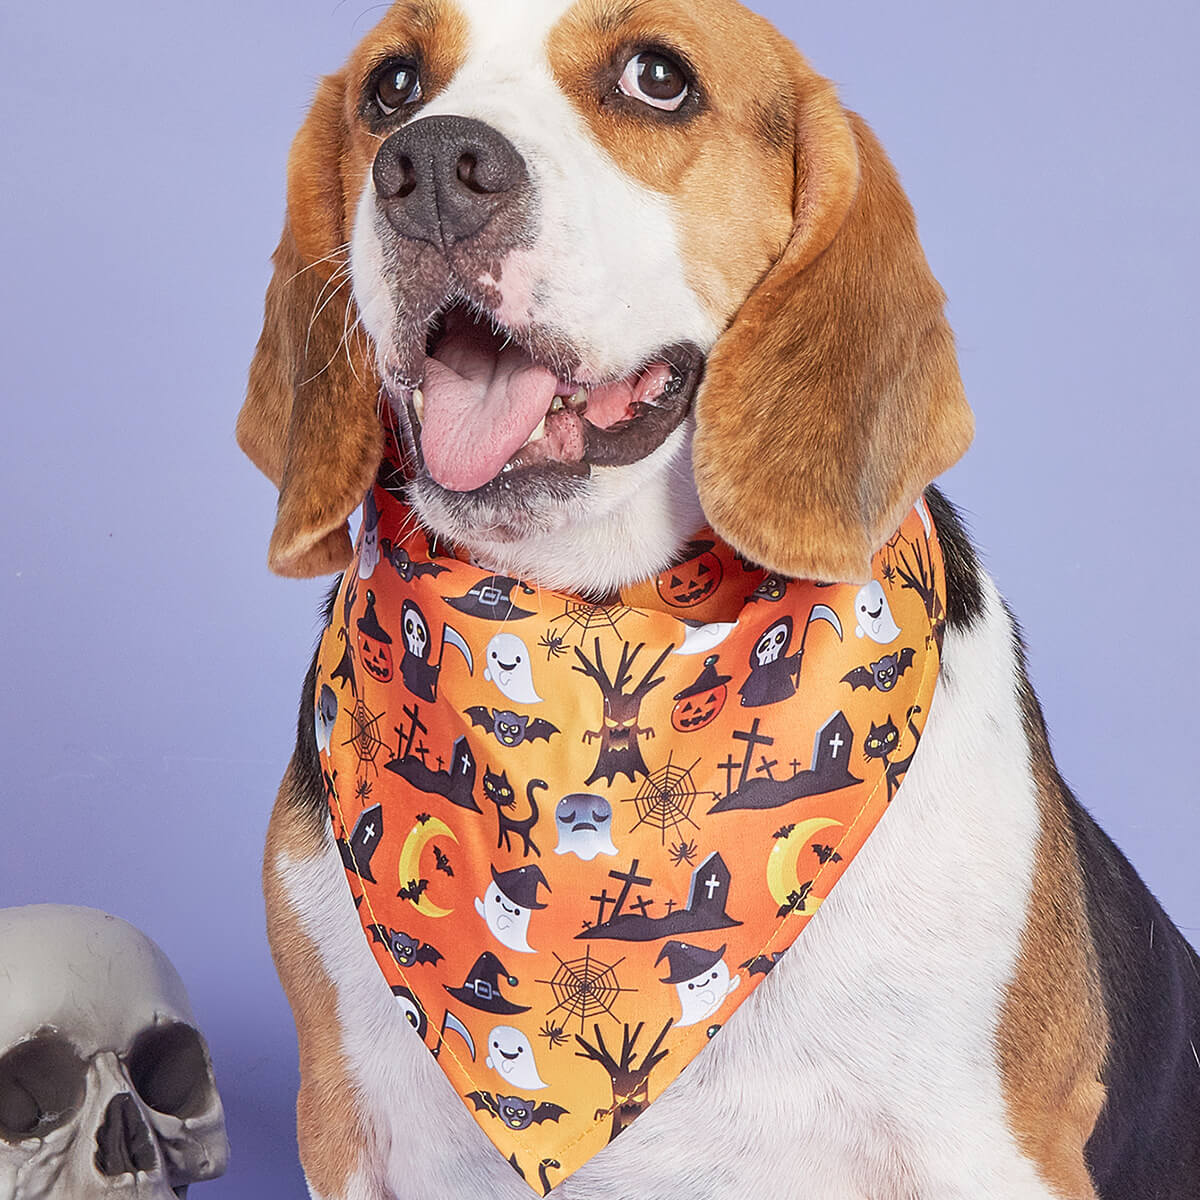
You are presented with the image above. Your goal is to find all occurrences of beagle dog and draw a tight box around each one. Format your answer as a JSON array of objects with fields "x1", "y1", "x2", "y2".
[{"x1": 237, "y1": 1, "x2": 1200, "y2": 1197}]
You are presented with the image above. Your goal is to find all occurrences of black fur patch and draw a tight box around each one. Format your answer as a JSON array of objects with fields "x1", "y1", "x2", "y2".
[
  {"x1": 1015, "y1": 636, "x2": 1200, "y2": 1195},
  {"x1": 1072, "y1": 804, "x2": 1200, "y2": 1196},
  {"x1": 925, "y1": 486, "x2": 984, "y2": 632}
]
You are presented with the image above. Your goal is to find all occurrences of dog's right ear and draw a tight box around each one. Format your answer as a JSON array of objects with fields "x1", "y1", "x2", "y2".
[{"x1": 237, "y1": 73, "x2": 383, "y2": 578}]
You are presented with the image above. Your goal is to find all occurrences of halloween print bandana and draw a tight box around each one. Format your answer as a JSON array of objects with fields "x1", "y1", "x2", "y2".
[{"x1": 314, "y1": 457, "x2": 946, "y2": 1191}]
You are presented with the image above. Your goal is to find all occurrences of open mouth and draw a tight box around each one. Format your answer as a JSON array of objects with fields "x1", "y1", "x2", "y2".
[{"x1": 390, "y1": 301, "x2": 703, "y2": 494}]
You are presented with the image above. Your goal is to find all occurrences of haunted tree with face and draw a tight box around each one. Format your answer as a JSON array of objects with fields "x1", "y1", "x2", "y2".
[
  {"x1": 574, "y1": 1020, "x2": 672, "y2": 1144},
  {"x1": 572, "y1": 640, "x2": 673, "y2": 785}
]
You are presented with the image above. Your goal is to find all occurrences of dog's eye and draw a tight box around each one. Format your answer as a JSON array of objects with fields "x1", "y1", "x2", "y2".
[
  {"x1": 618, "y1": 51, "x2": 689, "y2": 112},
  {"x1": 374, "y1": 58, "x2": 422, "y2": 115}
]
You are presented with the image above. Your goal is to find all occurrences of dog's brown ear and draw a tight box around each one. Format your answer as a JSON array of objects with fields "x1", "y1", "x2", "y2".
[
  {"x1": 237, "y1": 74, "x2": 383, "y2": 578},
  {"x1": 693, "y1": 74, "x2": 973, "y2": 583}
]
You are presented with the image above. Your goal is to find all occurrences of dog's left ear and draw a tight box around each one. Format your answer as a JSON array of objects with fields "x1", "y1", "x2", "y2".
[
  {"x1": 237, "y1": 73, "x2": 383, "y2": 578},
  {"x1": 693, "y1": 71, "x2": 973, "y2": 583}
]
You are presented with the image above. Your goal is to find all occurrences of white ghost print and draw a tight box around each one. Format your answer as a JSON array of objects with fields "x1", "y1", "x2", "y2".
[
  {"x1": 484, "y1": 633, "x2": 542, "y2": 703},
  {"x1": 553, "y1": 794, "x2": 618, "y2": 861},
  {"x1": 485, "y1": 1025, "x2": 548, "y2": 1089},
  {"x1": 475, "y1": 880, "x2": 535, "y2": 954},
  {"x1": 854, "y1": 580, "x2": 901, "y2": 644}
]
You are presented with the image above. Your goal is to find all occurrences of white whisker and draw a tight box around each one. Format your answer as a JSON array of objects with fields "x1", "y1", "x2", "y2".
[{"x1": 285, "y1": 242, "x2": 351, "y2": 286}]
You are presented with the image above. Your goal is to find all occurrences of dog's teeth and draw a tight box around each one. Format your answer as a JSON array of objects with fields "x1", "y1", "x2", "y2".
[
  {"x1": 501, "y1": 462, "x2": 514, "y2": 473},
  {"x1": 565, "y1": 388, "x2": 589, "y2": 412},
  {"x1": 550, "y1": 396, "x2": 564, "y2": 413},
  {"x1": 527, "y1": 417, "x2": 546, "y2": 443},
  {"x1": 412, "y1": 388, "x2": 425, "y2": 421}
]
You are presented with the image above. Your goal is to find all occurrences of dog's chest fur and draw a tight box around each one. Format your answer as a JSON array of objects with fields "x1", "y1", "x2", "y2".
[{"x1": 279, "y1": 571, "x2": 1067, "y2": 1200}]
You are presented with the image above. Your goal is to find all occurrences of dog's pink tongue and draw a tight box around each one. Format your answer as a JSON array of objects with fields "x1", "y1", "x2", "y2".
[{"x1": 420, "y1": 325, "x2": 558, "y2": 492}]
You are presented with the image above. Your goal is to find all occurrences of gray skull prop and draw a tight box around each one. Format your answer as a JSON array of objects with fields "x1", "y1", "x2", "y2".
[{"x1": 0, "y1": 905, "x2": 229, "y2": 1199}]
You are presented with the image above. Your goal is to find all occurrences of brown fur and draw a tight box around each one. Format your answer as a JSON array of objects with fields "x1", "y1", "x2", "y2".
[
  {"x1": 238, "y1": 97, "x2": 383, "y2": 578},
  {"x1": 693, "y1": 94, "x2": 973, "y2": 583},
  {"x1": 263, "y1": 758, "x2": 374, "y2": 1194},
  {"x1": 996, "y1": 679, "x2": 1109, "y2": 1197},
  {"x1": 238, "y1": 2, "x2": 469, "y2": 578}
]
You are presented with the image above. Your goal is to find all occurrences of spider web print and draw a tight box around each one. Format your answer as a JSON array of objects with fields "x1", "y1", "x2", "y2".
[
  {"x1": 342, "y1": 699, "x2": 387, "y2": 773},
  {"x1": 622, "y1": 751, "x2": 718, "y2": 843},
  {"x1": 549, "y1": 598, "x2": 636, "y2": 647},
  {"x1": 537, "y1": 948, "x2": 636, "y2": 1033}
]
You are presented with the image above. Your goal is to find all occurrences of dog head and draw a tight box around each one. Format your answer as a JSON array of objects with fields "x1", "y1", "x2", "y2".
[{"x1": 239, "y1": 0, "x2": 972, "y2": 589}]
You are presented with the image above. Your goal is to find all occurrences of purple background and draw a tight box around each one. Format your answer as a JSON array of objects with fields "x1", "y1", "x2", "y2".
[{"x1": 1, "y1": 1, "x2": 1196, "y2": 1195}]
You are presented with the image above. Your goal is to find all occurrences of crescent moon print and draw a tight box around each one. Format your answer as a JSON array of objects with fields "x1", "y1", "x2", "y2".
[
  {"x1": 397, "y1": 815, "x2": 458, "y2": 918},
  {"x1": 765, "y1": 817, "x2": 843, "y2": 909}
]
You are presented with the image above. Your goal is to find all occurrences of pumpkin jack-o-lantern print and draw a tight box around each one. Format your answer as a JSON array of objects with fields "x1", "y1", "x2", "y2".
[
  {"x1": 356, "y1": 590, "x2": 394, "y2": 682},
  {"x1": 671, "y1": 655, "x2": 732, "y2": 732},
  {"x1": 657, "y1": 540, "x2": 723, "y2": 609}
]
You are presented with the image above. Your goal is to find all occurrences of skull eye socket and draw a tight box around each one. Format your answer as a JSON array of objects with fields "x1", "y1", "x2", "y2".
[
  {"x1": 0, "y1": 1032, "x2": 87, "y2": 1142},
  {"x1": 127, "y1": 1023, "x2": 213, "y2": 1120}
]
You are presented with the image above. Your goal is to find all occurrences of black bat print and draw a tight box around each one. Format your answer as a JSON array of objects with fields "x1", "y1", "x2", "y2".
[
  {"x1": 740, "y1": 953, "x2": 784, "y2": 976},
  {"x1": 841, "y1": 648, "x2": 916, "y2": 693},
  {"x1": 368, "y1": 925, "x2": 444, "y2": 968},
  {"x1": 812, "y1": 844, "x2": 843, "y2": 865},
  {"x1": 397, "y1": 878, "x2": 430, "y2": 903},
  {"x1": 467, "y1": 1091, "x2": 568, "y2": 1132},
  {"x1": 465, "y1": 707, "x2": 560, "y2": 748},
  {"x1": 433, "y1": 846, "x2": 454, "y2": 877},
  {"x1": 380, "y1": 538, "x2": 450, "y2": 582}
]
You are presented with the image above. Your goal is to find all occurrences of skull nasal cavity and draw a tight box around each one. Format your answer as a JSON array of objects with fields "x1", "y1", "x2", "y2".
[
  {"x1": 372, "y1": 116, "x2": 527, "y2": 247},
  {"x1": 94, "y1": 1093, "x2": 157, "y2": 1177}
]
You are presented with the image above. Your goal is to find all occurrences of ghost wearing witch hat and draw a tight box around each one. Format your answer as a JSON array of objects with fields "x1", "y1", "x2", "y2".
[
  {"x1": 656, "y1": 941, "x2": 740, "y2": 1027},
  {"x1": 444, "y1": 951, "x2": 530, "y2": 1015},
  {"x1": 475, "y1": 864, "x2": 551, "y2": 954}
]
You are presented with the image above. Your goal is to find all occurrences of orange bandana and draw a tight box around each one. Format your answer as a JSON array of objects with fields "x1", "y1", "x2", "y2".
[{"x1": 314, "y1": 464, "x2": 945, "y2": 1191}]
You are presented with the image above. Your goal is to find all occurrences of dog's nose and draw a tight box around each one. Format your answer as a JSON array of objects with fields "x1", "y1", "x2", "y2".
[{"x1": 373, "y1": 116, "x2": 527, "y2": 247}]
